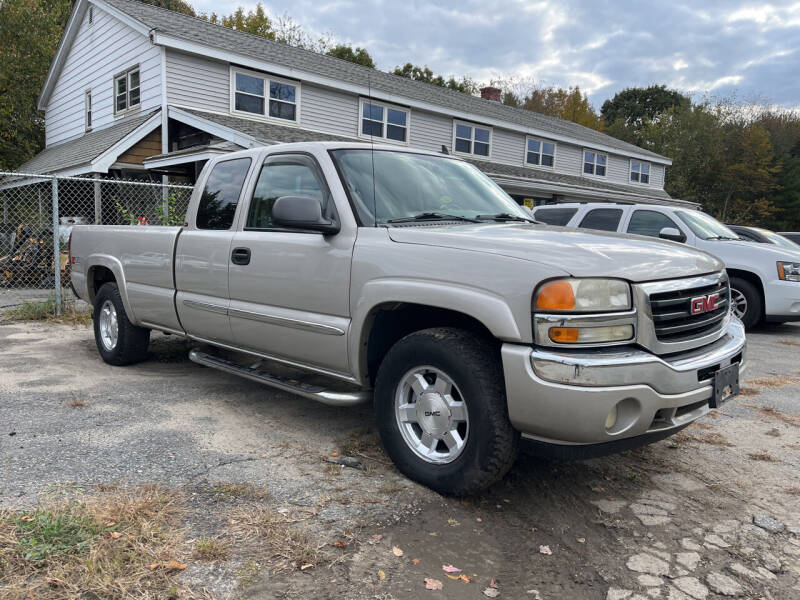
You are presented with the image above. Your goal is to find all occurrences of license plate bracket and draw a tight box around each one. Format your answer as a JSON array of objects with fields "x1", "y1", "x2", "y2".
[{"x1": 711, "y1": 363, "x2": 740, "y2": 408}]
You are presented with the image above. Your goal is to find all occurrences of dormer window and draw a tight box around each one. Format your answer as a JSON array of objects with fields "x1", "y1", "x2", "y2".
[
  {"x1": 232, "y1": 68, "x2": 299, "y2": 122},
  {"x1": 453, "y1": 121, "x2": 491, "y2": 157},
  {"x1": 114, "y1": 66, "x2": 140, "y2": 114},
  {"x1": 526, "y1": 137, "x2": 555, "y2": 167},
  {"x1": 630, "y1": 160, "x2": 650, "y2": 184},
  {"x1": 583, "y1": 150, "x2": 607, "y2": 177}
]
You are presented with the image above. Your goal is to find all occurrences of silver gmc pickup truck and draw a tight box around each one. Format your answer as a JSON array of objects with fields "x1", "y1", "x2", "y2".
[{"x1": 69, "y1": 142, "x2": 746, "y2": 495}]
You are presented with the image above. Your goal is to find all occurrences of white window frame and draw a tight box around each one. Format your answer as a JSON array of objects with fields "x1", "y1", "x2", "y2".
[
  {"x1": 582, "y1": 148, "x2": 608, "y2": 178},
  {"x1": 525, "y1": 136, "x2": 557, "y2": 169},
  {"x1": 630, "y1": 160, "x2": 651, "y2": 185},
  {"x1": 357, "y1": 98, "x2": 410, "y2": 145},
  {"x1": 84, "y1": 90, "x2": 92, "y2": 132},
  {"x1": 230, "y1": 66, "x2": 301, "y2": 124},
  {"x1": 452, "y1": 120, "x2": 492, "y2": 158},
  {"x1": 113, "y1": 66, "x2": 140, "y2": 116}
]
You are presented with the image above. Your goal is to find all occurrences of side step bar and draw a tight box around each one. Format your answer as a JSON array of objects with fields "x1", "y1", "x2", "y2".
[{"x1": 188, "y1": 350, "x2": 371, "y2": 407}]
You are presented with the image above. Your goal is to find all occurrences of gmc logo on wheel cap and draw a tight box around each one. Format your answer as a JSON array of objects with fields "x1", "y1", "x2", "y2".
[{"x1": 690, "y1": 293, "x2": 721, "y2": 315}]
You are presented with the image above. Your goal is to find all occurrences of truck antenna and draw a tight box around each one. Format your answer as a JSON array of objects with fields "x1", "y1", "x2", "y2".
[{"x1": 368, "y1": 75, "x2": 377, "y2": 226}]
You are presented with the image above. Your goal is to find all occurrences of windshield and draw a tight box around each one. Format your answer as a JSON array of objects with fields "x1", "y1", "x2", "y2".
[
  {"x1": 331, "y1": 149, "x2": 531, "y2": 225},
  {"x1": 757, "y1": 228, "x2": 800, "y2": 249},
  {"x1": 676, "y1": 210, "x2": 739, "y2": 240}
]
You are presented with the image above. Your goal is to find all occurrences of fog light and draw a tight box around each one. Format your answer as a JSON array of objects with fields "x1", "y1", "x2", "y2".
[
  {"x1": 605, "y1": 405, "x2": 618, "y2": 430},
  {"x1": 549, "y1": 325, "x2": 634, "y2": 344}
]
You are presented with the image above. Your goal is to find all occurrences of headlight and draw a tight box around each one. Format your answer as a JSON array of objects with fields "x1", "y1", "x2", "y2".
[
  {"x1": 535, "y1": 278, "x2": 631, "y2": 312},
  {"x1": 777, "y1": 261, "x2": 800, "y2": 282}
]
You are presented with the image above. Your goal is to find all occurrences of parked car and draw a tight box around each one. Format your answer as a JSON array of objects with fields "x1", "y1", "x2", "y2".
[
  {"x1": 727, "y1": 225, "x2": 800, "y2": 250},
  {"x1": 533, "y1": 202, "x2": 800, "y2": 329},
  {"x1": 70, "y1": 143, "x2": 746, "y2": 495},
  {"x1": 779, "y1": 232, "x2": 800, "y2": 245}
]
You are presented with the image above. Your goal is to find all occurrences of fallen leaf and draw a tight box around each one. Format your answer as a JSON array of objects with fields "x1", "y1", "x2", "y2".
[
  {"x1": 459, "y1": 574, "x2": 472, "y2": 583},
  {"x1": 300, "y1": 563, "x2": 314, "y2": 571},
  {"x1": 446, "y1": 574, "x2": 461, "y2": 580},
  {"x1": 447, "y1": 518, "x2": 460, "y2": 527},
  {"x1": 577, "y1": 538, "x2": 585, "y2": 544},
  {"x1": 148, "y1": 563, "x2": 159, "y2": 571},
  {"x1": 476, "y1": 517, "x2": 483, "y2": 522},
  {"x1": 425, "y1": 578, "x2": 443, "y2": 590},
  {"x1": 164, "y1": 560, "x2": 187, "y2": 571},
  {"x1": 372, "y1": 534, "x2": 384, "y2": 541},
  {"x1": 413, "y1": 558, "x2": 421, "y2": 564},
  {"x1": 333, "y1": 541, "x2": 347, "y2": 548},
  {"x1": 503, "y1": 498, "x2": 510, "y2": 503},
  {"x1": 20, "y1": 516, "x2": 34, "y2": 522},
  {"x1": 104, "y1": 521, "x2": 116, "y2": 528},
  {"x1": 378, "y1": 569, "x2": 386, "y2": 581},
  {"x1": 109, "y1": 532, "x2": 122, "y2": 539},
  {"x1": 442, "y1": 564, "x2": 462, "y2": 573},
  {"x1": 429, "y1": 531, "x2": 438, "y2": 536},
  {"x1": 490, "y1": 578, "x2": 498, "y2": 588},
  {"x1": 483, "y1": 587, "x2": 500, "y2": 597},
  {"x1": 330, "y1": 451, "x2": 339, "y2": 457},
  {"x1": 392, "y1": 546, "x2": 404, "y2": 557},
  {"x1": 538, "y1": 545, "x2": 552, "y2": 555}
]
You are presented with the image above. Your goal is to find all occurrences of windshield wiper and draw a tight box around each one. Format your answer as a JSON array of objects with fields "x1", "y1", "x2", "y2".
[
  {"x1": 705, "y1": 236, "x2": 739, "y2": 241},
  {"x1": 386, "y1": 212, "x2": 481, "y2": 224},
  {"x1": 476, "y1": 212, "x2": 535, "y2": 223}
]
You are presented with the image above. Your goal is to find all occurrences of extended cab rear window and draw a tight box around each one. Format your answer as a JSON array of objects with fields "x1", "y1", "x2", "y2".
[
  {"x1": 579, "y1": 208, "x2": 623, "y2": 232},
  {"x1": 196, "y1": 158, "x2": 252, "y2": 230},
  {"x1": 534, "y1": 207, "x2": 578, "y2": 226}
]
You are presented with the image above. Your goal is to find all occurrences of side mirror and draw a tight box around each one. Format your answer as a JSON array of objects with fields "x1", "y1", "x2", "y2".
[
  {"x1": 272, "y1": 196, "x2": 340, "y2": 235},
  {"x1": 659, "y1": 227, "x2": 686, "y2": 243}
]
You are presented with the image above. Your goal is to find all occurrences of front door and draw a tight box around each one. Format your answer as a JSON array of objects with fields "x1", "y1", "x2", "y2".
[
  {"x1": 228, "y1": 153, "x2": 355, "y2": 375},
  {"x1": 175, "y1": 156, "x2": 252, "y2": 345}
]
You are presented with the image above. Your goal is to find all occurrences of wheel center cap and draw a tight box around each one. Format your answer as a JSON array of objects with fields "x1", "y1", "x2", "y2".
[{"x1": 416, "y1": 392, "x2": 451, "y2": 435}]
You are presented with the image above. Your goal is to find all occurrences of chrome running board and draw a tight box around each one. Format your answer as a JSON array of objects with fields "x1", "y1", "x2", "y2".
[{"x1": 188, "y1": 350, "x2": 371, "y2": 407}]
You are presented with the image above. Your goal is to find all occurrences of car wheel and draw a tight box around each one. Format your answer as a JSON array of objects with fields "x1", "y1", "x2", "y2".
[
  {"x1": 729, "y1": 277, "x2": 762, "y2": 329},
  {"x1": 93, "y1": 282, "x2": 150, "y2": 365},
  {"x1": 374, "y1": 327, "x2": 519, "y2": 495}
]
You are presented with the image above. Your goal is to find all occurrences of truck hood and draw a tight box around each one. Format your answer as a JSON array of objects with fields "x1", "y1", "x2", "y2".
[
  {"x1": 698, "y1": 238, "x2": 800, "y2": 262},
  {"x1": 387, "y1": 223, "x2": 723, "y2": 282}
]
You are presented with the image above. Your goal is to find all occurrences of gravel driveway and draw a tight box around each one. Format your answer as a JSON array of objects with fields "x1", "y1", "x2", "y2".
[{"x1": 1, "y1": 319, "x2": 798, "y2": 599}]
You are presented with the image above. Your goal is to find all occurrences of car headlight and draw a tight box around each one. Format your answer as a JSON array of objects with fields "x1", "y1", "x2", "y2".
[
  {"x1": 777, "y1": 261, "x2": 800, "y2": 282},
  {"x1": 535, "y1": 278, "x2": 631, "y2": 312}
]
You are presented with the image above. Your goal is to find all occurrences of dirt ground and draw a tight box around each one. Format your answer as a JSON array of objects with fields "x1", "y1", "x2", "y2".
[{"x1": 1, "y1": 317, "x2": 798, "y2": 599}]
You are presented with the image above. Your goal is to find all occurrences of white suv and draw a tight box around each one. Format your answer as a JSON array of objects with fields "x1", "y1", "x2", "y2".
[{"x1": 532, "y1": 202, "x2": 800, "y2": 329}]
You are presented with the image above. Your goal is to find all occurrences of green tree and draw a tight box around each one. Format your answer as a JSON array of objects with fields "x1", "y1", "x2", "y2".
[
  {"x1": 325, "y1": 44, "x2": 375, "y2": 68},
  {"x1": 601, "y1": 85, "x2": 690, "y2": 128},
  {"x1": 391, "y1": 63, "x2": 478, "y2": 95},
  {"x1": 202, "y1": 4, "x2": 274, "y2": 38},
  {"x1": 0, "y1": 0, "x2": 72, "y2": 170},
  {"x1": 522, "y1": 86, "x2": 604, "y2": 131},
  {"x1": 141, "y1": 0, "x2": 195, "y2": 16}
]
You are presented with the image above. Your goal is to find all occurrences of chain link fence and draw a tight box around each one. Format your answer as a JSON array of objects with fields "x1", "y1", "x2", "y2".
[{"x1": 0, "y1": 172, "x2": 193, "y2": 314}]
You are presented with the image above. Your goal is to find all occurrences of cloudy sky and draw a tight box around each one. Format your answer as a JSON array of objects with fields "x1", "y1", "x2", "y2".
[{"x1": 190, "y1": 0, "x2": 800, "y2": 109}]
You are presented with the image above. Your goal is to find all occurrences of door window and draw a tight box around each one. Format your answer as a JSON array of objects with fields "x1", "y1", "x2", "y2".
[
  {"x1": 578, "y1": 208, "x2": 623, "y2": 232},
  {"x1": 533, "y1": 207, "x2": 578, "y2": 226},
  {"x1": 196, "y1": 158, "x2": 252, "y2": 230},
  {"x1": 627, "y1": 210, "x2": 682, "y2": 238},
  {"x1": 246, "y1": 155, "x2": 331, "y2": 229}
]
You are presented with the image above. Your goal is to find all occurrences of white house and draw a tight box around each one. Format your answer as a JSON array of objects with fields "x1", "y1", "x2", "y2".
[{"x1": 18, "y1": 0, "x2": 687, "y2": 209}]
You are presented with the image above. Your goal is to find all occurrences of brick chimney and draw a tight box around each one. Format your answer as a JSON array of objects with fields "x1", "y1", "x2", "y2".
[{"x1": 480, "y1": 86, "x2": 502, "y2": 102}]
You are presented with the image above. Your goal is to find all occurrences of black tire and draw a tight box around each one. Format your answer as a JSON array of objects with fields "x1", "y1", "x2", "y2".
[
  {"x1": 729, "y1": 277, "x2": 762, "y2": 330},
  {"x1": 93, "y1": 282, "x2": 150, "y2": 365},
  {"x1": 374, "y1": 327, "x2": 519, "y2": 496}
]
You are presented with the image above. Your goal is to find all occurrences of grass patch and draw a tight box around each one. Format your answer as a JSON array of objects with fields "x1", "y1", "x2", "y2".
[
  {"x1": 4, "y1": 297, "x2": 91, "y2": 326},
  {"x1": 679, "y1": 431, "x2": 734, "y2": 447},
  {"x1": 738, "y1": 386, "x2": 760, "y2": 397},
  {"x1": 192, "y1": 537, "x2": 229, "y2": 562},
  {"x1": 0, "y1": 485, "x2": 193, "y2": 599},
  {"x1": 777, "y1": 340, "x2": 800, "y2": 347},
  {"x1": 748, "y1": 450, "x2": 778, "y2": 462},
  {"x1": 339, "y1": 428, "x2": 382, "y2": 458},
  {"x1": 210, "y1": 482, "x2": 270, "y2": 501},
  {"x1": 741, "y1": 403, "x2": 800, "y2": 427},
  {"x1": 743, "y1": 376, "x2": 800, "y2": 390}
]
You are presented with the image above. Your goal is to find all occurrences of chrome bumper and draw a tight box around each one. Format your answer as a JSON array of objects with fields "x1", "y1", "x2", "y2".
[{"x1": 502, "y1": 319, "x2": 746, "y2": 446}]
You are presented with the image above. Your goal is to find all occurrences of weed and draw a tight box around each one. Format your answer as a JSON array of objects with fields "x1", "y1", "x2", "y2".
[
  {"x1": 193, "y1": 537, "x2": 229, "y2": 562},
  {"x1": 694, "y1": 432, "x2": 734, "y2": 447},
  {"x1": 738, "y1": 387, "x2": 760, "y2": 397},
  {"x1": 339, "y1": 428, "x2": 382, "y2": 458},
  {"x1": 210, "y1": 482, "x2": 270, "y2": 501},
  {"x1": 743, "y1": 376, "x2": 800, "y2": 390},
  {"x1": 748, "y1": 450, "x2": 778, "y2": 462},
  {"x1": 741, "y1": 403, "x2": 800, "y2": 427},
  {"x1": 377, "y1": 481, "x2": 404, "y2": 495},
  {"x1": 65, "y1": 397, "x2": 87, "y2": 408},
  {"x1": 237, "y1": 559, "x2": 261, "y2": 589},
  {"x1": 4, "y1": 297, "x2": 91, "y2": 326}
]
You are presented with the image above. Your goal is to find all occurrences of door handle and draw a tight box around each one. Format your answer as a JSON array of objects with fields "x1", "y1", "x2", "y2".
[{"x1": 231, "y1": 247, "x2": 251, "y2": 265}]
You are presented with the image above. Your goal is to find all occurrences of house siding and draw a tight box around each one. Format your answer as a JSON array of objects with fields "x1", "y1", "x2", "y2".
[
  {"x1": 491, "y1": 128, "x2": 525, "y2": 166},
  {"x1": 302, "y1": 85, "x2": 359, "y2": 137},
  {"x1": 45, "y1": 5, "x2": 161, "y2": 147},
  {"x1": 409, "y1": 109, "x2": 452, "y2": 153},
  {"x1": 165, "y1": 50, "x2": 229, "y2": 113}
]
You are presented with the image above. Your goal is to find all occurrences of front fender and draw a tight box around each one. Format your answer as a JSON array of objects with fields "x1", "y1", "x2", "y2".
[{"x1": 348, "y1": 278, "x2": 523, "y2": 383}]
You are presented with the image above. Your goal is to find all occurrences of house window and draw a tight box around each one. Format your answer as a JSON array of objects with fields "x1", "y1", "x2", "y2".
[
  {"x1": 85, "y1": 90, "x2": 92, "y2": 131},
  {"x1": 583, "y1": 150, "x2": 607, "y2": 176},
  {"x1": 454, "y1": 121, "x2": 491, "y2": 157},
  {"x1": 359, "y1": 99, "x2": 408, "y2": 143},
  {"x1": 233, "y1": 69, "x2": 298, "y2": 122},
  {"x1": 630, "y1": 160, "x2": 650, "y2": 184},
  {"x1": 114, "y1": 67, "x2": 140, "y2": 114},
  {"x1": 526, "y1": 138, "x2": 555, "y2": 167}
]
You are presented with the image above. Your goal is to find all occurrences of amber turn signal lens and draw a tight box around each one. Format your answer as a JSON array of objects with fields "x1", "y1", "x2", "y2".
[
  {"x1": 536, "y1": 280, "x2": 576, "y2": 311},
  {"x1": 549, "y1": 327, "x2": 579, "y2": 343}
]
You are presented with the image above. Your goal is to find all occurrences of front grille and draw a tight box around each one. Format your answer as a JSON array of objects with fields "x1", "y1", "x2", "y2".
[{"x1": 649, "y1": 280, "x2": 730, "y2": 343}]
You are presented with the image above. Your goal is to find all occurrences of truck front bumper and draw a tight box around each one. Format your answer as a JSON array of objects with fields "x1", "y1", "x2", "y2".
[{"x1": 502, "y1": 319, "x2": 746, "y2": 454}]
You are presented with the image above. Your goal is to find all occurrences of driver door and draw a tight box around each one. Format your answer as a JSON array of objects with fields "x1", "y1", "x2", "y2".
[{"x1": 228, "y1": 153, "x2": 355, "y2": 375}]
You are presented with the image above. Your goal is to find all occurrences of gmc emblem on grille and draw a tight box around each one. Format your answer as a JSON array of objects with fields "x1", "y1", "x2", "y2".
[{"x1": 690, "y1": 293, "x2": 721, "y2": 315}]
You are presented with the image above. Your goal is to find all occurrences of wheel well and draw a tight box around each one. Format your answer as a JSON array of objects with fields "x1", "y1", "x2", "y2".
[
  {"x1": 726, "y1": 269, "x2": 764, "y2": 315},
  {"x1": 88, "y1": 266, "x2": 116, "y2": 304},
  {"x1": 363, "y1": 303, "x2": 497, "y2": 385}
]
